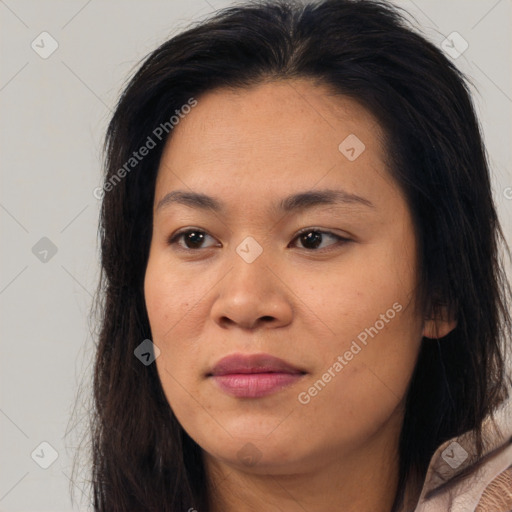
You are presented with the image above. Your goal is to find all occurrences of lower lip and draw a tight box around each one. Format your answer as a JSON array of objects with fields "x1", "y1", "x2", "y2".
[{"x1": 211, "y1": 372, "x2": 304, "y2": 398}]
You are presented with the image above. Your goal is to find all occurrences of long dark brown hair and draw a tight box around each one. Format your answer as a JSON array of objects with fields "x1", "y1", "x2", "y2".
[{"x1": 75, "y1": 1, "x2": 512, "y2": 510}]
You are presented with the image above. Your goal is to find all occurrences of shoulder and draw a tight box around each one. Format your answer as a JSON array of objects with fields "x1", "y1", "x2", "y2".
[
  {"x1": 413, "y1": 398, "x2": 512, "y2": 512},
  {"x1": 475, "y1": 465, "x2": 512, "y2": 512}
]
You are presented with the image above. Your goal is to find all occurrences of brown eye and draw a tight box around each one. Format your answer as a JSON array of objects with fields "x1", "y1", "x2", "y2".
[
  {"x1": 168, "y1": 229, "x2": 219, "y2": 250},
  {"x1": 290, "y1": 229, "x2": 350, "y2": 251},
  {"x1": 168, "y1": 227, "x2": 350, "y2": 252}
]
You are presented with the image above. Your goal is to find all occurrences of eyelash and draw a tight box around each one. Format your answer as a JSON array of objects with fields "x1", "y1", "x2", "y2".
[{"x1": 167, "y1": 227, "x2": 351, "y2": 253}]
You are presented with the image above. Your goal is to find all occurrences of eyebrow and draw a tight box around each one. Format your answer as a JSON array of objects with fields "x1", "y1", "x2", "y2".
[{"x1": 155, "y1": 188, "x2": 375, "y2": 215}]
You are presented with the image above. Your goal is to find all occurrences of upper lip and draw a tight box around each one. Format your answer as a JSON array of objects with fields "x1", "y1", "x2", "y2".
[{"x1": 208, "y1": 353, "x2": 305, "y2": 376}]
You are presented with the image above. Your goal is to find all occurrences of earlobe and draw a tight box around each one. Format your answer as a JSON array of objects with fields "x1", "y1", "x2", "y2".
[{"x1": 422, "y1": 315, "x2": 457, "y2": 339}]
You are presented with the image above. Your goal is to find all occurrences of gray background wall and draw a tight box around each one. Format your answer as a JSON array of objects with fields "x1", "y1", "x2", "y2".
[{"x1": 1, "y1": 1, "x2": 511, "y2": 510}]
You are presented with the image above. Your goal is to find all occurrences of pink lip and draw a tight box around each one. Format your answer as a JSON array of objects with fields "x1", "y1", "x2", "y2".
[{"x1": 208, "y1": 353, "x2": 306, "y2": 398}]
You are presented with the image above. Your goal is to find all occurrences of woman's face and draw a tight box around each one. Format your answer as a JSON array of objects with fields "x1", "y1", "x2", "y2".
[{"x1": 144, "y1": 80, "x2": 445, "y2": 475}]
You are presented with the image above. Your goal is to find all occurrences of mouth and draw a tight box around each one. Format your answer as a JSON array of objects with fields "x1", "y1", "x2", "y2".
[{"x1": 207, "y1": 353, "x2": 307, "y2": 398}]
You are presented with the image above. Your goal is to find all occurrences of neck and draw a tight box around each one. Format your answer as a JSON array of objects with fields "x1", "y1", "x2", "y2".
[{"x1": 205, "y1": 413, "x2": 408, "y2": 512}]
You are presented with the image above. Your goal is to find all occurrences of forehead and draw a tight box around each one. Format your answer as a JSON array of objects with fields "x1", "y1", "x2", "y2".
[
  {"x1": 154, "y1": 79, "x2": 394, "y2": 212},
  {"x1": 161, "y1": 79, "x2": 384, "y2": 157}
]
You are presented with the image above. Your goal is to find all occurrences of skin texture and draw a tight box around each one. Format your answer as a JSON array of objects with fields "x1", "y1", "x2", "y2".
[{"x1": 144, "y1": 80, "x2": 457, "y2": 512}]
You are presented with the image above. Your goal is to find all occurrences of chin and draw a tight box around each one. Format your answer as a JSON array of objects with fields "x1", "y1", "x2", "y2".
[{"x1": 203, "y1": 439, "x2": 309, "y2": 474}]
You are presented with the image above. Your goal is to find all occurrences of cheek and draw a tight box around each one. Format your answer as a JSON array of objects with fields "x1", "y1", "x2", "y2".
[
  {"x1": 144, "y1": 254, "x2": 200, "y2": 335},
  {"x1": 297, "y1": 246, "x2": 416, "y2": 341},
  {"x1": 145, "y1": 262, "x2": 203, "y2": 426},
  {"x1": 144, "y1": 256, "x2": 198, "y2": 377},
  {"x1": 295, "y1": 245, "x2": 421, "y2": 405}
]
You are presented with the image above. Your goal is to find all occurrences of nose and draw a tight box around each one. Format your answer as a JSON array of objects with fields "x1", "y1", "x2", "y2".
[{"x1": 210, "y1": 249, "x2": 293, "y2": 331}]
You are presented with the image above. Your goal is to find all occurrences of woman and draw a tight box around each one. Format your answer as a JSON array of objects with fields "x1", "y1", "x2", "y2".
[{"x1": 88, "y1": 0, "x2": 512, "y2": 510}]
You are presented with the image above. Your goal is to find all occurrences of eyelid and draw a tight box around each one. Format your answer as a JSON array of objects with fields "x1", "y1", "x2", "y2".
[
  {"x1": 167, "y1": 227, "x2": 219, "y2": 249},
  {"x1": 289, "y1": 227, "x2": 351, "y2": 250},
  {"x1": 292, "y1": 226, "x2": 349, "y2": 240},
  {"x1": 167, "y1": 226, "x2": 352, "y2": 252}
]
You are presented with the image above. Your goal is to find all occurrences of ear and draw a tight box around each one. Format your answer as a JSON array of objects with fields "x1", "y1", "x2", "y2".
[{"x1": 422, "y1": 306, "x2": 457, "y2": 339}]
